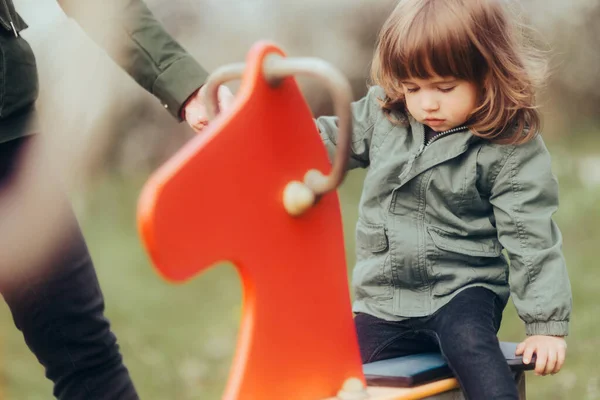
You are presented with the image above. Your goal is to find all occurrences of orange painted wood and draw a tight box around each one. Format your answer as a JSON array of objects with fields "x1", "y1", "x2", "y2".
[
  {"x1": 137, "y1": 42, "x2": 363, "y2": 400},
  {"x1": 323, "y1": 380, "x2": 460, "y2": 400}
]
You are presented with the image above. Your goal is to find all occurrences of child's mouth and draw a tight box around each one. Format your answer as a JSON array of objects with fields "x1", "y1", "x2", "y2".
[{"x1": 425, "y1": 118, "x2": 446, "y2": 127}]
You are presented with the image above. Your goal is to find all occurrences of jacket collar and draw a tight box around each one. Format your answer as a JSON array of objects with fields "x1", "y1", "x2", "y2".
[{"x1": 396, "y1": 118, "x2": 478, "y2": 187}]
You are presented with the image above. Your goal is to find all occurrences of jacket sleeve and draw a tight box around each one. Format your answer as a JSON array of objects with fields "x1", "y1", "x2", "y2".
[
  {"x1": 315, "y1": 85, "x2": 383, "y2": 170},
  {"x1": 489, "y1": 135, "x2": 572, "y2": 336},
  {"x1": 57, "y1": 0, "x2": 208, "y2": 120}
]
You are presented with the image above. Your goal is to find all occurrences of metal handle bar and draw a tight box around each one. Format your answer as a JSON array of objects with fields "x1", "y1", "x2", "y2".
[{"x1": 202, "y1": 54, "x2": 353, "y2": 198}]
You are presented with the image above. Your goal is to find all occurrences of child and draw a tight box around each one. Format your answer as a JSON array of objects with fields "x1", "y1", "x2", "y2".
[{"x1": 315, "y1": 0, "x2": 572, "y2": 398}]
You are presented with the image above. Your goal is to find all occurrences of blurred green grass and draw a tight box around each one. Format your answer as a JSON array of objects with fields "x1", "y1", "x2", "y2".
[{"x1": 0, "y1": 140, "x2": 598, "y2": 399}]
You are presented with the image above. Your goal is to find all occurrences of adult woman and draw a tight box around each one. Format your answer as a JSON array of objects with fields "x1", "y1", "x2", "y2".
[{"x1": 0, "y1": 1, "x2": 225, "y2": 398}]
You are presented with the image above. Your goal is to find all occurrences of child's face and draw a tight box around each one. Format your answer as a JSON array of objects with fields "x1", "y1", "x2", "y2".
[{"x1": 401, "y1": 76, "x2": 479, "y2": 132}]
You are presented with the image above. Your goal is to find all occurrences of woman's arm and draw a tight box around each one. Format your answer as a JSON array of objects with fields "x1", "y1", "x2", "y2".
[{"x1": 57, "y1": 0, "x2": 208, "y2": 121}]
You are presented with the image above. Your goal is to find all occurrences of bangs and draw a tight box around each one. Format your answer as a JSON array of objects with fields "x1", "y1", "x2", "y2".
[
  {"x1": 390, "y1": 1, "x2": 486, "y2": 82},
  {"x1": 371, "y1": 0, "x2": 546, "y2": 145}
]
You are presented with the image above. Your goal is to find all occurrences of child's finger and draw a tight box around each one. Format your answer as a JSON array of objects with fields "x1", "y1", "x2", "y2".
[
  {"x1": 554, "y1": 347, "x2": 566, "y2": 374},
  {"x1": 534, "y1": 347, "x2": 547, "y2": 375},
  {"x1": 544, "y1": 349, "x2": 557, "y2": 375},
  {"x1": 515, "y1": 341, "x2": 526, "y2": 356},
  {"x1": 522, "y1": 346, "x2": 535, "y2": 364}
]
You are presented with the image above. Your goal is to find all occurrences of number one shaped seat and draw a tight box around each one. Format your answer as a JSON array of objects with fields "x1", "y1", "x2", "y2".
[{"x1": 137, "y1": 42, "x2": 365, "y2": 400}]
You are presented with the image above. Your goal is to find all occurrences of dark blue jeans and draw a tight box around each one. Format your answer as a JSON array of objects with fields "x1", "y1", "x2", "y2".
[
  {"x1": 355, "y1": 286, "x2": 519, "y2": 400},
  {"x1": 0, "y1": 137, "x2": 139, "y2": 399}
]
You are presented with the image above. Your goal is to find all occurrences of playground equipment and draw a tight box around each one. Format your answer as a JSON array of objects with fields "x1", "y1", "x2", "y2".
[{"x1": 137, "y1": 42, "x2": 532, "y2": 399}]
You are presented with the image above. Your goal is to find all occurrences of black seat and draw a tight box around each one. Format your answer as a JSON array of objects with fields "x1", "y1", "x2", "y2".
[{"x1": 363, "y1": 341, "x2": 535, "y2": 387}]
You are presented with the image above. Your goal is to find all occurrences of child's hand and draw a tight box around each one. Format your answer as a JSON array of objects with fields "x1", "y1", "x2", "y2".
[
  {"x1": 183, "y1": 85, "x2": 235, "y2": 133},
  {"x1": 516, "y1": 335, "x2": 567, "y2": 376}
]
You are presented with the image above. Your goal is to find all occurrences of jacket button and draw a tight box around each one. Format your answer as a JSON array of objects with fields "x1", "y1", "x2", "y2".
[{"x1": 163, "y1": 104, "x2": 169, "y2": 109}]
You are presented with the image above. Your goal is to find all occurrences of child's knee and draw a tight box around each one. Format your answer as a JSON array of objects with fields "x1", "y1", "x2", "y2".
[{"x1": 439, "y1": 325, "x2": 499, "y2": 362}]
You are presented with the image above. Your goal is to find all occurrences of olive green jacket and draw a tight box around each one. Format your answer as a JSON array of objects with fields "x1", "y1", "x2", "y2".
[
  {"x1": 316, "y1": 86, "x2": 572, "y2": 336},
  {"x1": 0, "y1": 0, "x2": 208, "y2": 142}
]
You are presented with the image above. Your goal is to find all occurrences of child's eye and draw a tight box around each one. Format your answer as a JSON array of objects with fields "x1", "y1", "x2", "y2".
[
  {"x1": 438, "y1": 86, "x2": 456, "y2": 93},
  {"x1": 405, "y1": 87, "x2": 419, "y2": 93}
]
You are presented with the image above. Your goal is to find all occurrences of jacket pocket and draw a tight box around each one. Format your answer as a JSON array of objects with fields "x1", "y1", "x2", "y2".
[
  {"x1": 356, "y1": 221, "x2": 388, "y2": 253},
  {"x1": 427, "y1": 226, "x2": 502, "y2": 258},
  {"x1": 426, "y1": 226, "x2": 507, "y2": 296},
  {"x1": 353, "y1": 220, "x2": 392, "y2": 301}
]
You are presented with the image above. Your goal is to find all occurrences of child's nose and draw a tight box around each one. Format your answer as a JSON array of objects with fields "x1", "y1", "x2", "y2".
[{"x1": 421, "y1": 94, "x2": 440, "y2": 112}]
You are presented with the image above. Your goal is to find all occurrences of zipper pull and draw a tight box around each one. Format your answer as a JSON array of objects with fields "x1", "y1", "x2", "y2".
[
  {"x1": 10, "y1": 21, "x2": 18, "y2": 37},
  {"x1": 416, "y1": 143, "x2": 425, "y2": 156}
]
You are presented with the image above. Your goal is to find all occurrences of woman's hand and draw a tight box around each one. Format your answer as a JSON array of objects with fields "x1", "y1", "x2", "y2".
[
  {"x1": 516, "y1": 335, "x2": 567, "y2": 375},
  {"x1": 183, "y1": 85, "x2": 235, "y2": 133}
]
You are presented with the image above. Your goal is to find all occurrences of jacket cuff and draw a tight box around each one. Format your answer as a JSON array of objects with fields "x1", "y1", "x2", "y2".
[
  {"x1": 525, "y1": 321, "x2": 569, "y2": 336},
  {"x1": 152, "y1": 55, "x2": 209, "y2": 121}
]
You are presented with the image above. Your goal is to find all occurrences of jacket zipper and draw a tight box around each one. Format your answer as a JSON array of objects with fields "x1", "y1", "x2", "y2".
[
  {"x1": 397, "y1": 125, "x2": 468, "y2": 184},
  {"x1": 415, "y1": 125, "x2": 468, "y2": 156},
  {"x1": 1, "y1": 0, "x2": 18, "y2": 37}
]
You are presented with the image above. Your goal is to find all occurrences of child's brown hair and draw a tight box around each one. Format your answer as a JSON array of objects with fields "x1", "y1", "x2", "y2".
[{"x1": 371, "y1": 0, "x2": 547, "y2": 144}]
